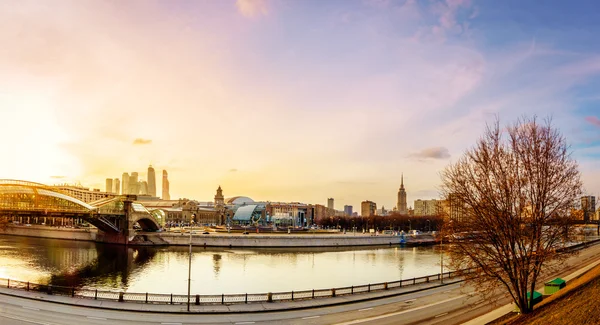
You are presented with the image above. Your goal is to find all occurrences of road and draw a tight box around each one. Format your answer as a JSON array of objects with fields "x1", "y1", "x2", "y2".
[{"x1": 2, "y1": 243, "x2": 600, "y2": 325}]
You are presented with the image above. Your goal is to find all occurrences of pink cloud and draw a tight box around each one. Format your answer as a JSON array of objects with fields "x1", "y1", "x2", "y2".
[
  {"x1": 585, "y1": 116, "x2": 600, "y2": 128},
  {"x1": 235, "y1": 0, "x2": 269, "y2": 18}
]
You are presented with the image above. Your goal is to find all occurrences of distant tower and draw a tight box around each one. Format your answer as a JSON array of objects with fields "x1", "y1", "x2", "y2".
[
  {"x1": 140, "y1": 181, "x2": 148, "y2": 195},
  {"x1": 113, "y1": 178, "x2": 120, "y2": 195},
  {"x1": 105, "y1": 178, "x2": 113, "y2": 193},
  {"x1": 397, "y1": 174, "x2": 407, "y2": 214},
  {"x1": 215, "y1": 186, "x2": 225, "y2": 224},
  {"x1": 162, "y1": 170, "x2": 170, "y2": 200},
  {"x1": 122, "y1": 172, "x2": 129, "y2": 195},
  {"x1": 129, "y1": 172, "x2": 139, "y2": 194},
  {"x1": 327, "y1": 198, "x2": 334, "y2": 210},
  {"x1": 147, "y1": 165, "x2": 156, "y2": 197},
  {"x1": 214, "y1": 185, "x2": 224, "y2": 206}
]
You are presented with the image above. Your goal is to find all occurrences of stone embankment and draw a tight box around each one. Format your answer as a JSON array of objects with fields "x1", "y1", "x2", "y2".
[
  {"x1": 1, "y1": 225, "x2": 437, "y2": 247},
  {"x1": 0, "y1": 224, "x2": 97, "y2": 241}
]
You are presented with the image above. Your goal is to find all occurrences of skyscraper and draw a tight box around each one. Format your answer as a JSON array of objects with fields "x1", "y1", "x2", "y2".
[
  {"x1": 121, "y1": 172, "x2": 129, "y2": 195},
  {"x1": 147, "y1": 165, "x2": 156, "y2": 197},
  {"x1": 397, "y1": 174, "x2": 407, "y2": 214},
  {"x1": 105, "y1": 178, "x2": 113, "y2": 193},
  {"x1": 129, "y1": 172, "x2": 139, "y2": 194},
  {"x1": 327, "y1": 198, "x2": 334, "y2": 210},
  {"x1": 162, "y1": 170, "x2": 170, "y2": 200},
  {"x1": 113, "y1": 178, "x2": 120, "y2": 195},
  {"x1": 140, "y1": 181, "x2": 148, "y2": 195}
]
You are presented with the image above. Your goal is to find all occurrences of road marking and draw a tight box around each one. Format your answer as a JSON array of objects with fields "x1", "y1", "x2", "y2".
[
  {"x1": 161, "y1": 323, "x2": 182, "y2": 325},
  {"x1": 0, "y1": 314, "x2": 53, "y2": 325},
  {"x1": 435, "y1": 312, "x2": 448, "y2": 318},
  {"x1": 333, "y1": 294, "x2": 467, "y2": 325},
  {"x1": 86, "y1": 316, "x2": 107, "y2": 320},
  {"x1": 404, "y1": 299, "x2": 416, "y2": 303},
  {"x1": 443, "y1": 290, "x2": 452, "y2": 293},
  {"x1": 302, "y1": 316, "x2": 320, "y2": 319},
  {"x1": 358, "y1": 308, "x2": 373, "y2": 311},
  {"x1": 235, "y1": 322, "x2": 256, "y2": 325},
  {"x1": 22, "y1": 306, "x2": 40, "y2": 311}
]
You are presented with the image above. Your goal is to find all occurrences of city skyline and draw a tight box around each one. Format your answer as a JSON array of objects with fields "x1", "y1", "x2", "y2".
[{"x1": 1, "y1": 0, "x2": 600, "y2": 211}]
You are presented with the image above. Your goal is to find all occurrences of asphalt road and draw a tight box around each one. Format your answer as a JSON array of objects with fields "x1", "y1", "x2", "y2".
[{"x1": 2, "y1": 243, "x2": 600, "y2": 325}]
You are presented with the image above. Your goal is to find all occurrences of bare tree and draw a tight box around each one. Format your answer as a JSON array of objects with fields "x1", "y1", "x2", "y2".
[{"x1": 441, "y1": 116, "x2": 582, "y2": 314}]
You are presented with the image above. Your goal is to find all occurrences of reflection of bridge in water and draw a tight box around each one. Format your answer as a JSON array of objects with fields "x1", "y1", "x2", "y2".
[
  {"x1": 49, "y1": 245, "x2": 157, "y2": 289},
  {"x1": 0, "y1": 180, "x2": 161, "y2": 244}
]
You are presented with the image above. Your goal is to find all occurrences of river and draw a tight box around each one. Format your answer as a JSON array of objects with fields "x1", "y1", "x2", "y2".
[{"x1": 0, "y1": 235, "x2": 445, "y2": 295}]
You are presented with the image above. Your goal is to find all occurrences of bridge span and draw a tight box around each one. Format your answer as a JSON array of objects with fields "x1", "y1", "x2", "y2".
[{"x1": 0, "y1": 180, "x2": 161, "y2": 244}]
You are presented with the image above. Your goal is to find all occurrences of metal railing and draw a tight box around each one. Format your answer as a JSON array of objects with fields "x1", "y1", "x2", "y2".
[{"x1": 0, "y1": 271, "x2": 460, "y2": 306}]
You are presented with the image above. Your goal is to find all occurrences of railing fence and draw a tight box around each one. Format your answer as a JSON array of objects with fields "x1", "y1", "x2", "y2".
[{"x1": 0, "y1": 270, "x2": 460, "y2": 305}]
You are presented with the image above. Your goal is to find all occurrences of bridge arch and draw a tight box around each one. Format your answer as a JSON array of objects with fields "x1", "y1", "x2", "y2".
[{"x1": 129, "y1": 202, "x2": 161, "y2": 232}]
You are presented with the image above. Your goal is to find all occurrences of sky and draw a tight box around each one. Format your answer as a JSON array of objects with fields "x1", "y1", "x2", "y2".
[{"x1": 1, "y1": 0, "x2": 600, "y2": 211}]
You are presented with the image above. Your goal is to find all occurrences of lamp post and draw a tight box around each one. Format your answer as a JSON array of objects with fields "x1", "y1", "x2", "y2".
[
  {"x1": 187, "y1": 214, "x2": 196, "y2": 312},
  {"x1": 408, "y1": 219, "x2": 412, "y2": 232},
  {"x1": 440, "y1": 232, "x2": 444, "y2": 284},
  {"x1": 426, "y1": 219, "x2": 431, "y2": 233}
]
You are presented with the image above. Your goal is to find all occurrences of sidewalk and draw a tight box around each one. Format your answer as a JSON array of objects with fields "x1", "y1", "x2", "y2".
[
  {"x1": 0, "y1": 278, "x2": 462, "y2": 314},
  {"x1": 462, "y1": 257, "x2": 600, "y2": 325}
]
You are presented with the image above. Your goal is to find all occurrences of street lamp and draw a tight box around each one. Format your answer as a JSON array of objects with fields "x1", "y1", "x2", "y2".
[
  {"x1": 408, "y1": 219, "x2": 412, "y2": 232},
  {"x1": 187, "y1": 214, "x2": 196, "y2": 312},
  {"x1": 426, "y1": 219, "x2": 431, "y2": 233}
]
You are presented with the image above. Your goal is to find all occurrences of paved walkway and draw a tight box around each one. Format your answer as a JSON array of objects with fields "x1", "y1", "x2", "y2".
[{"x1": 0, "y1": 278, "x2": 462, "y2": 314}]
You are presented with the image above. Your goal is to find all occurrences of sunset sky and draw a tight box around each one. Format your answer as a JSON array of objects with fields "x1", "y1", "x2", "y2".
[{"x1": 1, "y1": 0, "x2": 599, "y2": 211}]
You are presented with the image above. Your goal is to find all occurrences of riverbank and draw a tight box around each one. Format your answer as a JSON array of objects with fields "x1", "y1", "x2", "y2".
[
  {"x1": 1, "y1": 224, "x2": 437, "y2": 247},
  {"x1": 491, "y1": 261, "x2": 600, "y2": 325},
  {"x1": 0, "y1": 224, "x2": 98, "y2": 241}
]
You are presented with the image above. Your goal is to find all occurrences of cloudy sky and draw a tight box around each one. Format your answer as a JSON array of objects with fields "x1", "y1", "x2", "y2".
[{"x1": 1, "y1": 0, "x2": 599, "y2": 211}]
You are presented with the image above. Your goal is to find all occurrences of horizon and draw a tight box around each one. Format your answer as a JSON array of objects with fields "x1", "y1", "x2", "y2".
[{"x1": 2, "y1": 0, "x2": 600, "y2": 211}]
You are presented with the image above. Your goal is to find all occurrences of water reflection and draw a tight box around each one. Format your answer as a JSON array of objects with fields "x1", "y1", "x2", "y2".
[{"x1": 0, "y1": 235, "x2": 445, "y2": 295}]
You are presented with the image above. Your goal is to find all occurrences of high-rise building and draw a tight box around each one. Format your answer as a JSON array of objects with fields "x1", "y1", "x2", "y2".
[
  {"x1": 140, "y1": 181, "x2": 148, "y2": 195},
  {"x1": 327, "y1": 198, "x2": 334, "y2": 210},
  {"x1": 147, "y1": 165, "x2": 156, "y2": 197},
  {"x1": 361, "y1": 200, "x2": 377, "y2": 217},
  {"x1": 414, "y1": 199, "x2": 440, "y2": 216},
  {"x1": 129, "y1": 172, "x2": 139, "y2": 195},
  {"x1": 162, "y1": 170, "x2": 170, "y2": 200},
  {"x1": 344, "y1": 205, "x2": 353, "y2": 216},
  {"x1": 582, "y1": 196, "x2": 596, "y2": 223},
  {"x1": 105, "y1": 178, "x2": 113, "y2": 193},
  {"x1": 121, "y1": 172, "x2": 129, "y2": 195},
  {"x1": 113, "y1": 178, "x2": 120, "y2": 195},
  {"x1": 397, "y1": 174, "x2": 407, "y2": 214}
]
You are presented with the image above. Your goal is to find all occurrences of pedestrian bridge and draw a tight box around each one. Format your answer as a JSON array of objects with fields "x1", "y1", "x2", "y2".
[{"x1": 0, "y1": 180, "x2": 160, "y2": 238}]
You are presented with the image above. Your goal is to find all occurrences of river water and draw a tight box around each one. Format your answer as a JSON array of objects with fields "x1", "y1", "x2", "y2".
[{"x1": 0, "y1": 235, "x2": 445, "y2": 295}]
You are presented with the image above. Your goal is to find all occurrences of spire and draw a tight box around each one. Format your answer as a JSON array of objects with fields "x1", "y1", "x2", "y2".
[{"x1": 400, "y1": 173, "x2": 404, "y2": 190}]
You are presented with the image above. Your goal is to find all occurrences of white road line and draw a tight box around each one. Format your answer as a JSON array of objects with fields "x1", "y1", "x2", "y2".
[
  {"x1": 443, "y1": 290, "x2": 452, "y2": 293},
  {"x1": 160, "y1": 323, "x2": 182, "y2": 325},
  {"x1": 334, "y1": 294, "x2": 467, "y2": 325},
  {"x1": 435, "y1": 312, "x2": 448, "y2": 318},
  {"x1": 358, "y1": 308, "x2": 373, "y2": 311},
  {"x1": 22, "y1": 306, "x2": 40, "y2": 311},
  {"x1": 404, "y1": 299, "x2": 416, "y2": 303},
  {"x1": 235, "y1": 322, "x2": 256, "y2": 325},
  {"x1": 0, "y1": 314, "x2": 52, "y2": 325},
  {"x1": 302, "y1": 316, "x2": 321, "y2": 319},
  {"x1": 86, "y1": 316, "x2": 107, "y2": 320}
]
